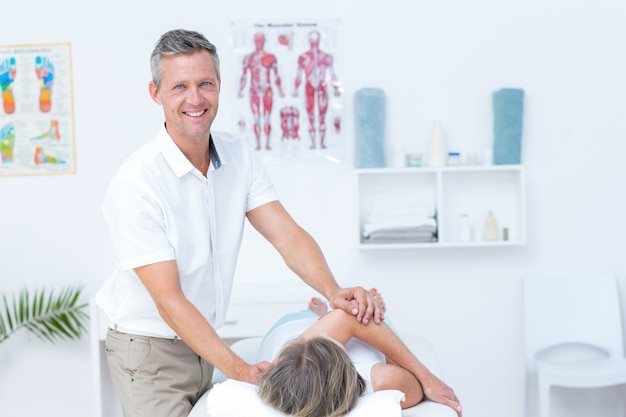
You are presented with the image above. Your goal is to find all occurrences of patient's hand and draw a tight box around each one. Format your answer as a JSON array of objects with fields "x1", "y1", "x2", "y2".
[
  {"x1": 421, "y1": 373, "x2": 463, "y2": 417},
  {"x1": 370, "y1": 288, "x2": 387, "y2": 314}
]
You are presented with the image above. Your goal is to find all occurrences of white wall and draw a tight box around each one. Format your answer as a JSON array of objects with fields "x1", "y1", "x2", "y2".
[{"x1": 1, "y1": 1, "x2": 625, "y2": 416}]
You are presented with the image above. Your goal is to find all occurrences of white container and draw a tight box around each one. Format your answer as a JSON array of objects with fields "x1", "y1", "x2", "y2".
[
  {"x1": 428, "y1": 120, "x2": 447, "y2": 167},
  {"x1": 484, "y1": 210, "x2": 498, "y2": 240},
  {"x1": 459, "y1": 213, "x2": 471, "y2": 241},
  {"x1": 447, "y1": 152, "x2": 461, "y2": 166}
]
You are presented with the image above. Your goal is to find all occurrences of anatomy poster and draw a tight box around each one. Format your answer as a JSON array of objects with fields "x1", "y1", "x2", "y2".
[
  {"x1": 0, "y1": 43, "x2": 76, "y2": 177},
  {"x1": 231, "y1": 19, "x2": 344, "y2": 164}
]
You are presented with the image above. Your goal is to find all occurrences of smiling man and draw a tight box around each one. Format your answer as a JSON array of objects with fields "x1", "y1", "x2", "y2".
[{"x1": 96, "y1": 29, "x2": 383, "y2": 417}]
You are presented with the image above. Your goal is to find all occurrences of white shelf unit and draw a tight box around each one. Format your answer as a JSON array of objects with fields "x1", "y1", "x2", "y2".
[{"x1": 355, "y1": 165, "x2": 526, "y2": 249}]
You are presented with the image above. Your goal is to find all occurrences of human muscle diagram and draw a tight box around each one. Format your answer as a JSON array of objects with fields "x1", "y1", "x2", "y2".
[
  {"x1": 232, "y1": 20, "x2": 343, "y2": 164},
  {"x1": 292, "y1": 30, "x2": 341, "y2": 150},
  {"x1": 0, "y1": 43, "x2": 75, "y2": 176}
]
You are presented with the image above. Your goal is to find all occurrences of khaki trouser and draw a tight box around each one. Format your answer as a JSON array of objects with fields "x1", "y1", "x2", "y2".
[{"x1": 105, "y1": 328, "x2": 214, "y2": 417}]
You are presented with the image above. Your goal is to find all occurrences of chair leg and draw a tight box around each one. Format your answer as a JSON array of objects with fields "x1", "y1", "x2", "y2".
[{"x1": 537, "y1": 380, "x2": 550, "y2": 417}]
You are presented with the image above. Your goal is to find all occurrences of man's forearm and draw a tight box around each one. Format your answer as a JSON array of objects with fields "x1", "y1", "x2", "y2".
[
  {"x1": 157, "y1": 296, "x2": 250, "y2": 379},
  {"x1": 283, "y1": 227, "x2": 340, "y2": 300}
]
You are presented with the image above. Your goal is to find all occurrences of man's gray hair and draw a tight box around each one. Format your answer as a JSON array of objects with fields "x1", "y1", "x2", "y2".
[{"x1": 150, "y1": 29, "x2": 220, "y2": 90}]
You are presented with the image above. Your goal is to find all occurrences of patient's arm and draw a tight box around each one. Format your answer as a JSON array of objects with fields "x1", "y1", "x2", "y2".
[{"x1": 299, "y1": 309, "x2": 462, "y2": 416}]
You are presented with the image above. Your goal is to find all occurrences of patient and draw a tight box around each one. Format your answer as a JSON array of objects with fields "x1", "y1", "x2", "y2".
[{"x1": 256, "y1": 290, "x2": 462, "y2": 417}]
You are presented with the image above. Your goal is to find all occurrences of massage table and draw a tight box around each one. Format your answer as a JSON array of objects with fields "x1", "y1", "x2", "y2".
[{"x1": 188, "y1": 334, "x2": 457, "y2": 417}]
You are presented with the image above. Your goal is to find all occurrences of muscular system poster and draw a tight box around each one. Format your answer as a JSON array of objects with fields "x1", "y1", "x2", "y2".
[{"x1": 231, "y1": 19, "x2": 344, "y2": 164}]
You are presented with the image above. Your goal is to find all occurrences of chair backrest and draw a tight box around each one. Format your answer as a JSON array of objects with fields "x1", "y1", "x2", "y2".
[{"x1": 523, "y1": 272, "x2": 624, "y2": 370}]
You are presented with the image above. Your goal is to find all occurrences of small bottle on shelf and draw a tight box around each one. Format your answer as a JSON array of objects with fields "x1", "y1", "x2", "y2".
[
  {"x1": 484, "y1": 210, "x2": 498, "y2": 240},
  {"x1": 459, "y1": 213, "x2": 471, "y2": 241},
  {"x1": 447, "y1": 152, "x2": 461, "y2": 166}
]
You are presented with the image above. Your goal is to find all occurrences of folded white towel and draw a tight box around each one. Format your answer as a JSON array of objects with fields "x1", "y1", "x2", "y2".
[
  {"x1": 366, "y1": 212, "x2": 434, "y2": 223},
  {"x1": 363, "y1": 217, "x2": 437, "y2": 237},
  {"x1": 366, "y1": 225, "x2": 438, "y2": 243}
]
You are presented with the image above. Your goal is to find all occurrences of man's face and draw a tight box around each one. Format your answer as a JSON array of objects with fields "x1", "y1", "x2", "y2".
[{"x1": 149, "y1": 51, "x2": 220, "y2": 144}]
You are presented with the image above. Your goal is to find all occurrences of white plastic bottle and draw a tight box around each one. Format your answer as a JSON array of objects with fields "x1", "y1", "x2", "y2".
[
  {"x1": 484, "y1": 210, "x2": 498, "y2": 241},
  {"x1": 459, "y1": 213, "x2": 471, "y2": 241}
]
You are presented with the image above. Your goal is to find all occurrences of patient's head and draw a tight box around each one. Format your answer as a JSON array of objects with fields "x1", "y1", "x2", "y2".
[{"x1": 258, "y1": 336, "x2": 365, "y2": 417}]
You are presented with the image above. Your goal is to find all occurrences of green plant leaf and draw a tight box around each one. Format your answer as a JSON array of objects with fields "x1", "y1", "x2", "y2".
[{"x1": 0, "y1": 285, "x2": 89, "y2": 344}]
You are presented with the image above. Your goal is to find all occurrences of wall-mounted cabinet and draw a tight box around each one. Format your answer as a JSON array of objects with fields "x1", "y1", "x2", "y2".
[{"x1": 355, "y1": 165, "x2": 526, "y2": 249}]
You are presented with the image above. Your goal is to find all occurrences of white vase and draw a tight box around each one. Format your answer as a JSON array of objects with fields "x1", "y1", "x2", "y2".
[{"x1": 428, "y1": 120, "x2": 446, "y2": 167}]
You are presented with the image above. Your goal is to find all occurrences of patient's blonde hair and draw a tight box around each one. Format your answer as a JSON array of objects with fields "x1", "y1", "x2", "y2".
[{"x1": 258, "y1": 336, "x2": 365, "y2": 417}]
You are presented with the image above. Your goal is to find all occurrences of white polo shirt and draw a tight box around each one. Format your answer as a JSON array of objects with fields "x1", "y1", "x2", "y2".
[{"x1": 96, "y1": 126, "x2": 278, "y2": 338}]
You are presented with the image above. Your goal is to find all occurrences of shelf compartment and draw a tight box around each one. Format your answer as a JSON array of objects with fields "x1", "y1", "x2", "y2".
[{"x1": 354, "y1": 165, "x2": 525, "y2": 249}]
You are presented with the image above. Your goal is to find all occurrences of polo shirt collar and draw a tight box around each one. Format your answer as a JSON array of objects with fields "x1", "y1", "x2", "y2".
[
  {"x1": 209, "y1": 136, "x2": 222, "y2": 169},
  {"x1": 157, "y1": 124, "x2": 222, "y2": 177}
]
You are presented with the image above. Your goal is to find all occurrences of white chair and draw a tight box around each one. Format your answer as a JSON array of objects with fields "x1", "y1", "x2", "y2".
[
  {"x1": 188, "y1": 335, "x2": 457, "y2": 417},
  {"x1": 523, "y1": 273, "x2": 626, "y2": 417}
]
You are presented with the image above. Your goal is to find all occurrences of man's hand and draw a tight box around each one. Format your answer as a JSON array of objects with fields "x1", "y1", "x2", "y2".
[
  {"x1": 328, "y1": 286, "x2": 384, "y2": 325},
  {"x1": 235, "y1": 361, "x2": 272, "y2": 384}
]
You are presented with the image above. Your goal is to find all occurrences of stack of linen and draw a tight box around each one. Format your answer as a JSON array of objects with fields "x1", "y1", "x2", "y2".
[{"x1": 362, "y1": 198, "x2": 437, "y2": 244}]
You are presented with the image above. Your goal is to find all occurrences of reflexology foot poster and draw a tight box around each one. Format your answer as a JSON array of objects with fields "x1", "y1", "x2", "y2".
[
  {"x1": 0, "y1": 43, "x2": 76, "y2": 177},
  {"x1": 231, "y1": 19, "x2": 344, "y2": 165}
]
